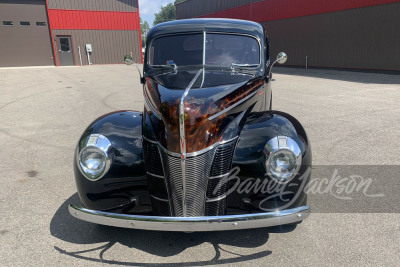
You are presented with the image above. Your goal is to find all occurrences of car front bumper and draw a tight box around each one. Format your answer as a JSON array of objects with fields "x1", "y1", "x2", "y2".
[{"x1": 69, "y1": 204, "x2": 310, "y2": 232}]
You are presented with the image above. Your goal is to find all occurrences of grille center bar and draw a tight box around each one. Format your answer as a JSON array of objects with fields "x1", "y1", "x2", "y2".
[{"x1": 179, "y1": 69, "x2": 203, "y2": 217}]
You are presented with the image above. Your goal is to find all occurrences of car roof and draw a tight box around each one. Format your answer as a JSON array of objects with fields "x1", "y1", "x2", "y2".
[{"x1": 147, "y1": 18, "x2": 264, "y2": 42}]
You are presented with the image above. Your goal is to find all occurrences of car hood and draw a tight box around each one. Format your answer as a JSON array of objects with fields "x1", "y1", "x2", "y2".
[{"x1": 143, "y1": 68, "x2": 265, "y2": 154}]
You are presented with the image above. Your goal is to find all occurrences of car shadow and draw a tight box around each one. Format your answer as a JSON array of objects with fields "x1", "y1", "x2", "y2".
[
  {"x1": 51, "y1": 194, "x2": 297, "y2": 266},
  {"x1": 274, "y1": 66, "x2": 400, "y2": 84}
]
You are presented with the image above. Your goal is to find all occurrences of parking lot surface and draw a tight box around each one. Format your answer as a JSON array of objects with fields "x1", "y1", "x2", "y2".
[{"x1": 0, "y1": 65, "x2": 399, "y2": 266}]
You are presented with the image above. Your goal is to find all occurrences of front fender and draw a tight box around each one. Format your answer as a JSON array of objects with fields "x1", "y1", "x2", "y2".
[
  {"x1": 228, "y1": 111, "x2": 312, "y2": 211},
  {"x1": 74, "y1": 111, "x2": 150, "y2": 211}
]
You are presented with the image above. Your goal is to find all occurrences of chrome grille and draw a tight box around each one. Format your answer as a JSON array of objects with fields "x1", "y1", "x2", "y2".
[
  {"x1": 205, "y1": 200, "x2": 227, "y2": 215},
  {"x1": 206, "y1": 140, "x2": 237, "y2": 216},
  {"x1": 144, "y1": 140, "x2": 171, "y2": 216},
  {"x1": 210, "y1": 140, "x2": 237, "y2": 176},
  {"x1": 144, "y1": 138, "x2": 237, "y2": 217},
  {"x1": 159, "y1": 153, "x2": 183, "y2": 216},
  {"x1": 160, "y1": 148, "x2": 216, "y2": 217},
  {"x1": 143, "y1": 141, "x2": 164, "y2": 177}
]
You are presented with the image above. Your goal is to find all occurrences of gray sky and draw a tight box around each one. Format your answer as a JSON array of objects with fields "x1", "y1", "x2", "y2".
[{"x1": 139, "y1": 0, "x2": 175, "y2": 26}]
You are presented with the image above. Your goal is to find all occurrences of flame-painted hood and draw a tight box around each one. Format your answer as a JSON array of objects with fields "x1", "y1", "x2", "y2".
[{"x1": 143, "y1": 68, "x2": 266, "y2": 154}]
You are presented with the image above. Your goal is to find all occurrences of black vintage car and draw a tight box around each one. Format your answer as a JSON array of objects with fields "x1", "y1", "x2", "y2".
[{"x1": 69, "y1": 19, "x2": 312, "y2": 232}]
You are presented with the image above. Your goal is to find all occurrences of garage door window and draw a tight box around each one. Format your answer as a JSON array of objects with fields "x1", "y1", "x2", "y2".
[
  {"x1": 2, "y1": 21, "x2": 14, "y2": 26},
  {"x1": 36, "y1": 22, "x2": 46, "y2": 26},
  {"x1": 20, "y1": 21, "x2": 30, "y2": 26}
]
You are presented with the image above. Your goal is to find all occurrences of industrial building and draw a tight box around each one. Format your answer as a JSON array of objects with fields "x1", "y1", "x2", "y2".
[
  {"x1": 176, "y1": 0, "x2": 400, "y2": 71},
  {"x1": 0, "y1": 0, "x2": 142, "y2": 67}
]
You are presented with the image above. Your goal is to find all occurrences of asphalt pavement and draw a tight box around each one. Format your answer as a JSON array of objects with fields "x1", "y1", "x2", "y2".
[{"x1": 0, "y1": 65, "x2": 399, "y2": 266}]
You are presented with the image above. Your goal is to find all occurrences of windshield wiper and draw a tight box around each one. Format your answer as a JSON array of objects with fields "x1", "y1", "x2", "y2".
[
  {"x1": 231, "y1": 63, "x2": 259, "y2": 69},
  {"x1": 151, "y1": 63, "x2": 177, "y2": 70}
]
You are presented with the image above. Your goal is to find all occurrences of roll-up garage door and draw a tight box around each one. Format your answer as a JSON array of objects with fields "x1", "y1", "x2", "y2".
[{"x1": 0, "y1": 0, "x2": 54, "y2": 67}]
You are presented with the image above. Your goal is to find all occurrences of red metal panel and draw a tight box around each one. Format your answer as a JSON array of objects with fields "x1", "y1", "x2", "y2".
[
  {"x1": 48, "y1": 9, "x2": 140, "y2": 30},
  {"x1": 198, "y1": 0, "x2": 400, "y2": 22}
]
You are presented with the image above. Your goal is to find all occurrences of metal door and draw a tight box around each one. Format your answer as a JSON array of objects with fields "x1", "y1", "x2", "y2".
[{"x1": 57, "y1": 36, "x2": 74, "y2": 66}]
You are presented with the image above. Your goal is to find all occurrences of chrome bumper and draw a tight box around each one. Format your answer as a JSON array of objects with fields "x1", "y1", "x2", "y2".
[{"x1": 69, "y1": 204, "x2": 310, "y2": 232}]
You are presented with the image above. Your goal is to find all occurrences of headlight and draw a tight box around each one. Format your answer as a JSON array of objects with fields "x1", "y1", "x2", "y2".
[
  {"x1": 269, "y1": 149, "x2": 297, "y2": 181},
  {"x1": 80, "y1": 147, "x2": 106, "y2": 179},
  {"x1": 264, "y1": 136, "x2": 302, "y2": 183},
  {"x1": 77, "y1": 134, "x2": 113, "y2": 181}
]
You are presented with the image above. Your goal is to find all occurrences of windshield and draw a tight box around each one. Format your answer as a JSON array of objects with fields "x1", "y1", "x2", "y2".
[{"x1": 148, "y1": 33, "x2": 260, "y2": 67}]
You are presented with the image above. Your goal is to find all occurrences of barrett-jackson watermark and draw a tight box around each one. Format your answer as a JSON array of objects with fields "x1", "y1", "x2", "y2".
[
  {"x1": 208, "y1": 166, "x2": 386, "y2": 212},
  {"x1": 306, "y1": 168, "x2": 384, "y2": 200}
]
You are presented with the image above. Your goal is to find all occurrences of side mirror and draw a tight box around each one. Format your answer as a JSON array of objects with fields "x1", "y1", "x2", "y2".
[
  {"x1": 123, "y1": 54, "x2": 145, "y2": 84},
  {"x1": 268, "y1": 52, "x2": 288, "y2": 79},
  {"x1": 124, "y1": 54, "x2": 134, "y2": 65},
  {"x1": 276, "y1": 52, "x2": 287, "y2": 64}
]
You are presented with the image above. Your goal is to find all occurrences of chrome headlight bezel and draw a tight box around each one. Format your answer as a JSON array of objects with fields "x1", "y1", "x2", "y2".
[
  {"x1": 264, "y1": 136, "x2": 302, "y2": 183},
  {"x1": 77, "y1": 134, "x2": 114, "y2": 181}
]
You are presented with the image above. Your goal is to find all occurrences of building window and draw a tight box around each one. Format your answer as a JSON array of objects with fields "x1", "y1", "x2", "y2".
[
  {"x1": 20, "y1": 21, "x2": 30, "y2": 26},
  {"x1": 2, "y1": 21, "x2": 14, "y2": 26},
  {"x1": 59, "y1": 38, "x2": 71, "y2": 52},
  {"x1": 36, "y1": 22, "x2": 46, "y2": 26}
]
